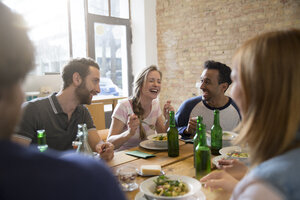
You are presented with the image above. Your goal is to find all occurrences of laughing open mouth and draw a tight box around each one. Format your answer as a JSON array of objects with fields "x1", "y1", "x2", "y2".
[{"x1": 150, "y1": 89, "x2": 159, "y2": 94}]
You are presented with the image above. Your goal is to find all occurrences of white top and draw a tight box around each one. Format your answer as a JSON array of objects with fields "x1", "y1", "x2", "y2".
[
  {"x1": 190, "y1": 101, "x2": 240, "y2": 131},
  {"x1": 112, "y1": 99, "x2": 162, "y2": 151}
]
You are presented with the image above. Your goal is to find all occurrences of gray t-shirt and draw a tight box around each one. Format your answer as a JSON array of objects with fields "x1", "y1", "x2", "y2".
[{"x1": 15, "y1": 93, "x2": 95, "y2": 151}]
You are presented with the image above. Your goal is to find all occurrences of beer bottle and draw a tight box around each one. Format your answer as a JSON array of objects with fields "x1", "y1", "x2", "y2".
[
  {"x1": 167, "y1": 111, "x2": 179, "y2": 157},
  {"x1": 211, "y1": 109, "x2": 222, "y2": 155},
  {"x1": 194, "y1": 124, "x2": 211, "y2": 179},
  {"x1": 193, "y1": 116, "x2": 203, "y2": 166},
  {"x1": 37, "y1": 129, "x2": 48, "y2": 152}
]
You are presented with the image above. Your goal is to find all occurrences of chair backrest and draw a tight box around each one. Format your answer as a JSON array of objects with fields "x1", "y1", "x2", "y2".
[{"x1": 85, "y1": 103, "x2": 105, "y2": 130}]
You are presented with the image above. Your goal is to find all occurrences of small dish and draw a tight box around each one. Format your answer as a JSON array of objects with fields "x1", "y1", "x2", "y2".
[
  {"x1": 219, "y1": 146, "x2": 242, "y2": 155},
  {"x1": 212, "y1": 155, "x2": 228, "y2": 167}
]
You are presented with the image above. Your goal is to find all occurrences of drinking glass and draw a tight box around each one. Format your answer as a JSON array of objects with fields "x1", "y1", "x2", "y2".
[{"x1": 117, "y1": 165, "x2": 138, "y2": 191}]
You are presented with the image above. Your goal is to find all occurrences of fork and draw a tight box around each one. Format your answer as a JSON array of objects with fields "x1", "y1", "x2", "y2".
[{"x1": 140, "y1": 120, "x2": 156, "y2": 131}]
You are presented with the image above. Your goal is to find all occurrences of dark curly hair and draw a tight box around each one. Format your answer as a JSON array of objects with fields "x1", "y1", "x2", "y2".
[{"x1": 204, "y1": 60, "x2": 232, "y2": 85}]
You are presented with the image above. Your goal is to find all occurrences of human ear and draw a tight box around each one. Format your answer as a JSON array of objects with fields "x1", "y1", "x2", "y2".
[{"x1": 72, "y1": 72, "x2": 82, "y2": 86}]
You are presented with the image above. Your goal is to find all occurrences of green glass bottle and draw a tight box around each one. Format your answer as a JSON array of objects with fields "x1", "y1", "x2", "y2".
[
  {"x1": 167, "y1": 111, "x2": 179, "y2": 157},
  {"x1": 37, "y1": 129, "x2": 48, "y2": 152},
  {"x1": 211, "y1": 109, "x2": 222, "y2": 155},
  {"x1": 193, "y1": 116, "x2": 203, "y2": 167},
  {"x1": 194, "y1": 123, "x2": 211, "y2": 179}
]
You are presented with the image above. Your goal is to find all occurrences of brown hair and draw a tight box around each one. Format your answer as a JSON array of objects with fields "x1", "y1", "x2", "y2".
[
  {"x1": 62, "y1": 57, "x2": 99, "y2": 90},
  {"x1": 0, "y1": 3, "x2": 35, "y2": 88},
  {"x1": 233, "y1": 29, "x2": 300, "y2": 165},
  {"x1": 131, "y1": 65, "x2": 162, "y2": 139}
]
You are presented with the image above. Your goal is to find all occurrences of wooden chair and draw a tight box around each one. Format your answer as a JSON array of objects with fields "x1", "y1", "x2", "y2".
[{"x1": 85, "y1": 103, "x2": 106, "y2": 130}]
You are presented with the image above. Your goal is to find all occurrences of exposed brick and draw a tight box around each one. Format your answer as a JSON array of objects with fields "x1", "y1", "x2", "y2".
[{"x1": 156, "y1": 0, "x2": 300, "y2": 111}]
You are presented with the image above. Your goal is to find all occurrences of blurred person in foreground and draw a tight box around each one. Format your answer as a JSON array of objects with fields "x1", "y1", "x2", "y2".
[
  {"x1": 107, "y1": 65, "x2": 174, "y2": 151},
  {"x1": 200, "y1": 29, "x2": 300, "y2": 200},
  {"x1": 175, "y1": 60, "x2": 241, "y2": 138},
  {"x1": 13, "y1": 57, "x2": 114, "y2": 161},
  {"x1": 0, "y1": 3, "x2": 126, "y2": 199}
]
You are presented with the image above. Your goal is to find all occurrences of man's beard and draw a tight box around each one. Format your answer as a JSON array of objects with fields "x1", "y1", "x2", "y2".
[{"x1": 75, "y1": 82, "x2": 92, "y2": 105}]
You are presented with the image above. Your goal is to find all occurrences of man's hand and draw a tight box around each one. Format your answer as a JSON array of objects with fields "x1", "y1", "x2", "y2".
[
  {"x1": 185, "y1": 117, "x2": 197, "y2": 135},
  {"x1": 200, "y1": 170, "x2": 239, "y2": 192},
  {"x1": 96, "y1": 141, "x2": 114, "y2": 161}
]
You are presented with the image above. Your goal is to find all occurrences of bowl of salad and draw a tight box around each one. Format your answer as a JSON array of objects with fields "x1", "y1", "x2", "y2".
[
  {"x1": 148, "y1": 134, "x2": 182, "y2": 147},
  {"x1": 219, "y1": 146, "x2": 250, "y2": 164},
  {"x1": 147, "y1": 133, "x2": 168, "y2": 147},
  {"x1": 206, "y1": 131, "x2": 238, "y2": 147},
  {"x1": 140, "y1": 175, "x2": 201, "y2": 200}
]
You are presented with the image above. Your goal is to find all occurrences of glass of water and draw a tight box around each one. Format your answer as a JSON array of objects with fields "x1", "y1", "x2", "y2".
[{"x1": 117, "y1": 165, "x2": 138, "y2": 191}]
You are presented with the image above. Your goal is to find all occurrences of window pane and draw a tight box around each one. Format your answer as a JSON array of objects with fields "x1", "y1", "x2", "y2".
[
  {"x1": 111, "y1": 0, "x2": 129, "y2": 19},
  {"x1": 3, "y1": 0, "x2": 69, "y2": 75},
  {"x1": 94, "y1": 23, "x2": 128, "y2": 97},
  {"x1": 70, "y1": 0, "x2": 87, "y2": 58},
  {"x1": 88, "y1": 0, "x2": 109, "y2": 16}
]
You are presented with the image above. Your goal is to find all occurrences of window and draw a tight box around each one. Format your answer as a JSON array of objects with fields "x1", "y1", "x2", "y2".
[
  {"x1": 86, "y1": 0, "x2": 132, "y2": 97},
  {"x1": 3, "y1": 0, "x2": 69, "y2": 75},
  {"x1": 3, "y1": 0, "x2": 132, "y2": 97}
]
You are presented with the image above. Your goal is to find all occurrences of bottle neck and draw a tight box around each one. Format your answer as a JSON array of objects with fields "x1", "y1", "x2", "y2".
[
  {"x1": 213, "y1": 111, "x2": 220, "y2": 126},
  {"x1": 169, "y1": 111, "x2": 176, "y2": 127},
  {"x1": 37, "y1": 130, "x2": 47, "y2": 146}
]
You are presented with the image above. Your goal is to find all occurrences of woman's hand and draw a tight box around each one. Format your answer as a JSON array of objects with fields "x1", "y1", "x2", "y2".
[
  {"x1": 127, "y1": 113, "x2": 139, "y2": 136},
  {"x1": 200, "y1": 170, "x2": 239, "y2": 192},
  {"x1": 217, "y1": 159, "x2": 248, "y2": 180},
  {"x1": 163, "y1": 100, "x2": 174, "y2": 120}
]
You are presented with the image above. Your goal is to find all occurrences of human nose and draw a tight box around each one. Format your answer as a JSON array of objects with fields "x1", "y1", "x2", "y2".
[
  {"x1": 96, "y1": 83, "x2": 100, "y2": 93},
  {"x1": 200, "y1": 81, "x2": 205, "y2": 89}
]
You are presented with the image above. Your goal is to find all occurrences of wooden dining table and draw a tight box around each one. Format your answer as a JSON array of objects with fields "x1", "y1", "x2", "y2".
[{"x1": 106, "y1": 140, "x2": 232, "y2": 200}]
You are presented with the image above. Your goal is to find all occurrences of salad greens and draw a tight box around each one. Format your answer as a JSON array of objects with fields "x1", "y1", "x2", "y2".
[{"x1": 153, "y1": 175, "x2": 188, "y2": 197}]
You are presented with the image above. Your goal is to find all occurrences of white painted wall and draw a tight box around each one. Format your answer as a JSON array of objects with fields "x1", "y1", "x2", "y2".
[
  {"x1": 23, "y1": 0, "x2": 158, "y2": 94},
  {"x1": 131, "y1": 0, "x2": 157, "y2": 76}
]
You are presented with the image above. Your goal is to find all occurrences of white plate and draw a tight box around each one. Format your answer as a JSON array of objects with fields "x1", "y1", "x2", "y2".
[
  {"x1": 140, "y1": 175, "x2": 202, "y2": 200},
  {"x1": 147, "y1": 133, "x2": 182, "y2": 140},
  {"x1": 219, "y1": 146, "x2": 242, "y2": 155},
  {"x1": 212, "y1": 155, "x2": 228, "y2": 166},
  {"x1": 135, "y1": 190, "x2": 206, "y2": 200},
  {"x1": 139, "y1": 140, "x2": 168, "y2": 150}
]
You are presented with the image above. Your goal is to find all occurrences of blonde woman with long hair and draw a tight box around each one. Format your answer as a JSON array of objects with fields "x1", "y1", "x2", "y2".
[
  {"x1": 107, "y1": 66, "x2": 174, "y2": 151},
  {"x1": 201, "y1": 29, "x2": 300, "y2": 199}
]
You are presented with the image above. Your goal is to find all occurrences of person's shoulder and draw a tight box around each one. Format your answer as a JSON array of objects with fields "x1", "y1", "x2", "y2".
[
  {"x1": 179, "y1": 96, "x2": 202, "y2": 109},
  {"x1": 183, "y1": 96, "x2": 202, "y2": 104},
  {"x1": 115, "y1": 98, "x2": 131, "y2": 111},
  {"x1": 22, "y1": 96, "x2": 52, "y2": 113}
]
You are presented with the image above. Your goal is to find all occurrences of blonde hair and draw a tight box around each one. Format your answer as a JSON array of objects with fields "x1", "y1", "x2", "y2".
[
  {"x1": 131, "y1": 65, "x2": 162, "y2": 139},
  {"x1": 234, "y1": 29, "x2": 300, "y2": 166}
]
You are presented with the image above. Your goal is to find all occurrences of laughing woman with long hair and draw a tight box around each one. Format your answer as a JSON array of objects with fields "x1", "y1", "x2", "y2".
[{"x1": 107, "y1": 66, "x2": 174, "y2": 151}]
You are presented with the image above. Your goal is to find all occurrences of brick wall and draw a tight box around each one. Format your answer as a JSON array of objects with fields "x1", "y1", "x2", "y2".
[{"x1": 156, "y1": 0, "x2": 300, "y2": 111}]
